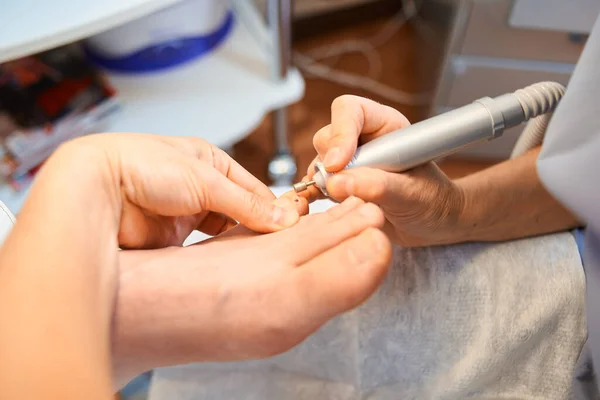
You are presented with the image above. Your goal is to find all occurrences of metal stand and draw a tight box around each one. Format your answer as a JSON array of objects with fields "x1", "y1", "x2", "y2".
[{"x1": 267, "y1": 0, "x2": 297, "y2": 186}]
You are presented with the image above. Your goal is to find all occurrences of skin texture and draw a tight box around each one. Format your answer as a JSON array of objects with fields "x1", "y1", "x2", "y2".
[
  {"x1": 113, "y1": 197, "x2": 391, "y2": 388},
  {"x1": 0, "y1": 94, "x2": 580, "y2": 397},
  {"x1": 0, "y1": 133, "x2": 392, "y2": 400},
  {"x1": 296, "y1": 95, "x2": 581, "y2": 247},
  {"x1": 110, "y1": 97, "x2": 579, "y2": 387},
  {"x1": 110, "y1": 96, "x2": 581, "y2": 388},
  {"x1": 454, "y1": 146, "x2": 582, "y2": 242}
]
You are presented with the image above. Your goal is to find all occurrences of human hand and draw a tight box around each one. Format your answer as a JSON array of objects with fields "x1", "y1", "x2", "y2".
[
  {"x1": 1, "y1": 132, "x2": 383, "y2": 398},
  {"x1": 55, "y1": 133, "x2": 301, "y2": 249},
  {"x1": 113, "y1": 196, "x2": 391, "y2": 385},
  {"x1": 299, "y1": 95, "x2": 466, "y2": 247}
]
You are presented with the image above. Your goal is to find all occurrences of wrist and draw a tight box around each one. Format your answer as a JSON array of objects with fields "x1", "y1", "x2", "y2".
[
  {"x1": 453, "y1": 178, "x2": 482, "y2": 243},
  {"x1": 426, "y1": 181, "x2": 472, "y2": 246},
  {"x1": 398, "y1": 181, "x2": 470, "y2": 247},
  {"x1": 453, "y1": 172, "x2": 511, "y2": 244}
]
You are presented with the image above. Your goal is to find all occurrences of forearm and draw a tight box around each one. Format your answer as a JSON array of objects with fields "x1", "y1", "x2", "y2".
[
  {"x1": 0, "y1": 146, "x2": 119, "y2": 399},
  {"x1": 455, "y1": 146, "x2": 581, "y2": 243}
]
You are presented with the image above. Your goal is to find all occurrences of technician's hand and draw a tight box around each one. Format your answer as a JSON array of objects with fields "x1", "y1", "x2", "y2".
[
  {"x1": 300, "y1": 95, "x2": 466, "y2": 247},
  {"x1": 113, "y1": 196, "x2": 391, "y2": 387},
  {"x1": 60, "y1": 133, "x2": 300, "y2": 249}
]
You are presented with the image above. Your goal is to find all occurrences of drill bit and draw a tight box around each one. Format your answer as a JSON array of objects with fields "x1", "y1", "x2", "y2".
[{"x1": 293, "y1": 180, "x2": 316, "y2": 193}]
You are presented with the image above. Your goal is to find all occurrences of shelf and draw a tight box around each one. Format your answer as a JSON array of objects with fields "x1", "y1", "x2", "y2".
[
  {"x1": 0, "y1": 0, "x2": 185, "y2": 64},
  {"x1": 0, "y1": 3, "x2": 305, "y2": 215},
  {"x1": 102, "y1": 12, "x2": 304, "y2": 147}
]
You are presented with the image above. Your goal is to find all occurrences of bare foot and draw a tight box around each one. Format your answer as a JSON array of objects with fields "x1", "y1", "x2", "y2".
[{"x1": 113, "y1": 197, "x2": 391, "y2": 385}]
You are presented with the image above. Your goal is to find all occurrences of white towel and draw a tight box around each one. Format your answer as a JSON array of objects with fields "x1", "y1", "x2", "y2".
[{"x1": 151, "y1": 188, "x2": 587, "y2": 400}]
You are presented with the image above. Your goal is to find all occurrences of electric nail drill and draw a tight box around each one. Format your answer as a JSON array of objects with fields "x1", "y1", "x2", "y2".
[{"x1": 293, "y1": 81, "x2": 565, "y2": 198}]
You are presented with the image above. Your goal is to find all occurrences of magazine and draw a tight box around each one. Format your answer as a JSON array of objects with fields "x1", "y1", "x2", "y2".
[{"x1": 0, "y1": 43, "x2": 120, "y2": 191}]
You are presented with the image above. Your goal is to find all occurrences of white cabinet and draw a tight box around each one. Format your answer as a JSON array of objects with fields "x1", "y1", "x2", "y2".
[
  {"x1": 0, "y1": 0, "x2": 304, "y2": 214},
  {"x1": 509, "y1": 0, "x2": 600, "y2": 34}
]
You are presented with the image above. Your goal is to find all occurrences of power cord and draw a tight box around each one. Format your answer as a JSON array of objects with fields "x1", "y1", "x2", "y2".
[{"x1": 292, "y1": 0, "x2": 432, "y2": 106}]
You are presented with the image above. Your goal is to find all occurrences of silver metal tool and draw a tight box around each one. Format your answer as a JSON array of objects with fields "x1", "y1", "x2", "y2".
[{"x1": 293, "y1": 81, "x2": 565, "y2": 198}]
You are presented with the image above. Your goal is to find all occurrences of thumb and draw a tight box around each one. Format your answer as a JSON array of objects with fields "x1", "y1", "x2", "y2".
[
  {"x1": 201, "y1": 167, "x2": 300, "y2": 233},
  {"x1": 326, "y1": 167, "x2": 394, "y2": 205}
]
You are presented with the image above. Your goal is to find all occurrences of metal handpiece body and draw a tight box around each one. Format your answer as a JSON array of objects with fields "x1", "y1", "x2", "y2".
[{"x1": 293, "y1": 81, "x2": 565, "y2": 197}]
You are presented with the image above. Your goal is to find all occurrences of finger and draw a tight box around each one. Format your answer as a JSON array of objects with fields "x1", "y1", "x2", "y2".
[
  {"x1": 327, "y1": 162, "x2": 447, "y2": 207},
  {"x1": 274, "y1": 196, "x2": 363, "y2": 243},
  {"x1": 294, "y1": 227, "x2": 392, "y2": 321},
  {"x1": 323, "y1": 195, "x2": 364, "y2": 219},
  {"x1": 306, "y1": 157, "x2": 318, "y2": 178},
  {"x1": 199, "y1": 165, "x2": 300, "y2": 233},
  {"x1": 165, "y1": 136, "x2": 276, "y2": 202},
  {"x1": 256, "y1": 196, "x2": 363, "y2": 260},
  {"x1": 326, "y1": 167, "x2": 393, "y2": 205},
  {"x1": 118, "y1": 201, "x2": 153, "y2": 249},
  {"x1": 283, "y1": 199, "x2": 385, "y2": 265},
  {"x1": 197, "y1": 212, "x2": 237, "y2": 236},
  {"x1": 297, "y1": 185, "x2": 324, "y2": 204},
  {"x1": 209, "y1": 146, "x2": 276, "y2": 201},
  {"x1": 293, "y1": 175, "x2": 325, "y2": 204},
  {"x1": 311, "y1": 124, "x2": 332, "y2": 162},
  {"x1": 318, "y1": 95, "x2": 411, "y2": 171},
  {"x1": 125, "y1": 155, "x2": 298, "y2": 233},
  {"x1": 277, "y1": 191, "x2": 310, "y2": 216},
  {"x1": 293, "y1": 195, "x2": 364, "y2": 228}
]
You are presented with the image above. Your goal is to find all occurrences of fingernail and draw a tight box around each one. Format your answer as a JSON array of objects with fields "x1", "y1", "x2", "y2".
[
  {"x1": 330, "y1": 174, "x2": 354, "y2": 197},
  {"x1": 358, "y1": 203, "x2": 381, "y2": 219},
  {"x1": 323, "y1": 147, "x2": 341, "y2": 168}
]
